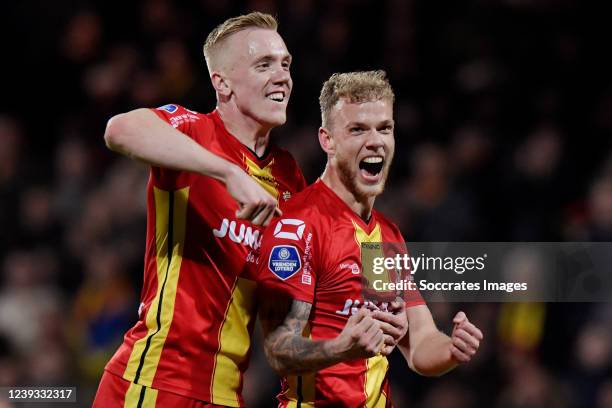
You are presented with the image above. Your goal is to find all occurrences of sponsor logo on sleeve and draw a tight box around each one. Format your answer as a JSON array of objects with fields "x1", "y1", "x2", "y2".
[
  {"x1": 158, "y1": 104, "x2": 178, "y2": 113},
  {"x1": 268, "y1": 245, "x2": 302, "y2": 280},
  {"x1": 273, "y1": 219, "x2": 305, "y2": 241}
]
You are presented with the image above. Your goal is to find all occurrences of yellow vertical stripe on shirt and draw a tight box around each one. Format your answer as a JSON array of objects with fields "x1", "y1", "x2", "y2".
[
  {"x1": 285, "y1": 375, "x2": 299, "y2": 403},
  {"x1": 124, "y1": 382, "x2": 158, "y2": 408},
  {"x1": 123, "y1": 381, "x2": 141, "y2": 407},
  {"x1": 299, "y1": 371, "x2": 316, "y2": 406},
  {"x1": 123, "y1": 187, "x2": 189, "y2": 386},
  {"x1": 354, "y1": 221, "x2": 389, "y2": 407},
  {"x1": 283, "y1": 380, "x2": 315, "y2": 408},
  {"x1": 210, "y1": 277, "x2": 257, "y2": 406},
  {"x1": 286, "y1": 398, "x2": 315, "y2": 408},
  {"x1": 364, "y1": 355, "x2": 389, "y2": 408},
  {"x1": 299, "y1": 324, "x2": 316, "y2": 405},
  {"x1": 352, "y1": 220, "x2": 394, "y2": 298},
  {"x1": 244, "y1": 155, "x2": 279, "y2": 198},
  {"x1": 284, "y1": 324, "x2": 315, "y2": 407},
  {"x1": 352, "y1": 219, "x2": 382, "y2": 246},
  {"x1": 352, "y1": 220, "x2": 384, "y2": 279},
  {"x1": 285, "y1": 400, "x2": 315, "y2": 408}
]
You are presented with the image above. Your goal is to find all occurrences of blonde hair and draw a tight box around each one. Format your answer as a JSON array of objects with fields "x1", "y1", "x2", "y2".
[
  {"x1": 203, "y1": 12, "x2": 278, "y2": 71},
  {"x1": 319, "y1": 70, "x2": 395, "y2": 127}
]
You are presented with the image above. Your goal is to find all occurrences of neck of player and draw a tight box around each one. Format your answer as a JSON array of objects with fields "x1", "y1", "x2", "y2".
[
  {"x1": 321, "y1": 164, "x2": 376, "y2": 222},
  {"x1": 217, "y1": 106, "x2": 271, "y2": 157}
]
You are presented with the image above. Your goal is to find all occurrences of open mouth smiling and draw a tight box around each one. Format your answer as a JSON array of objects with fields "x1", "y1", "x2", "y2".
[
  {"x1": 359, "y1": 156, "x2": 384, "y2": 177},
  {"x1": 266, "y1": 91, "x2": 285, "y2": 102}
]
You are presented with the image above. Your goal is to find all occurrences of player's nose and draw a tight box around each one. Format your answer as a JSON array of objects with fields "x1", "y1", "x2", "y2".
[
  {"x1": 271, "y1": 65, "x2": 291, "y2": 87},
  {"x1": 365, "y1": 131, "x2": 385, "y2": 150}
]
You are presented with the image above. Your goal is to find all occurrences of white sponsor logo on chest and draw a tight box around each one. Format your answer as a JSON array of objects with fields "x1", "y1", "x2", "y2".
[
  {"x1": 273, "y1": 218, "x2": 305, "y2": 240},
  {"x1": 213, "y1": 218, "x2": 262, "y2": 249}
]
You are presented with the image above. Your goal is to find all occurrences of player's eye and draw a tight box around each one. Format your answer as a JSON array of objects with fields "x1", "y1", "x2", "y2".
[
  {"x1": 379, "y1": 125, "x2": 393, "y2": 133},
  {"x1": 350, "y1": 127, "x2": 364, "y2": 134}
]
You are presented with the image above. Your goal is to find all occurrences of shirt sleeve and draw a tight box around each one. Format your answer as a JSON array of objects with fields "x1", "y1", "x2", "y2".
[
  {"x1": 148, "y1": 104, "x2": 203, "y2": 189},
  {"x1": 257, "y1": 216, "x2": 318, "y2": 304},
  {"x1": 150, "y1": 104, "x2": 200, "y2": 136}
]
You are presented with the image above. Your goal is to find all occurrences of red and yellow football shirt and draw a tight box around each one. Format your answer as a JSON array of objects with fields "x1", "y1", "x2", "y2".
[
  {"x1": 257, "y1": 180, "x2": 424, "y2": 408},
  {"x1": 105, "y1": 104, "x2": 306, "y2": 407}
]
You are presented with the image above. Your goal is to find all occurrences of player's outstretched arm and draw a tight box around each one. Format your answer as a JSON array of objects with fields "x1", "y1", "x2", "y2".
[
  {"x1": 104, "y1": 109, "x2": 279, "y2": 225},
  {"x1": 260, "y1": 298, "x2": 387, "y2": 376},
  {"x1": 396, "y1": 306, "x2": 483, "y2": 377}
]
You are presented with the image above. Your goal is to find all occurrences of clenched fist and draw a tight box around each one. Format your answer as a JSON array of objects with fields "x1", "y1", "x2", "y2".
[
  {"x1": 450, "y1": 311, "x2": 483, "y2": 363},
  {"x1": 371, "y1": 301, "x2": 408, "y2": 355},
  {"x1": 224, "y1": 164, "x2": 281, "y2": 226},
  {"x1": 332, "y1": 308, "x2": 386, "y2": 360}
]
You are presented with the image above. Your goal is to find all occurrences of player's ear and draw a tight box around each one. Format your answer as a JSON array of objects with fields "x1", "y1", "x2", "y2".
[
  {"x1": 211, "y1": 72, "x2": 231, "y2": 98},
  {"x1": 319, "y1": 127, "x2": 335, "y2": 155}
]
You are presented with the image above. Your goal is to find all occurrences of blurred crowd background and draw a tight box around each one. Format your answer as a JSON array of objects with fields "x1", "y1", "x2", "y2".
[{"x1": 1, "y1": 0, "x2": 612, "y2": 407}]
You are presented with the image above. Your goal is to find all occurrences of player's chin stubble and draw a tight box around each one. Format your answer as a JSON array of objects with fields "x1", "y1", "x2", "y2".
[{"x1": 336, "y1": 157, "x2": 386, "y2": 201}]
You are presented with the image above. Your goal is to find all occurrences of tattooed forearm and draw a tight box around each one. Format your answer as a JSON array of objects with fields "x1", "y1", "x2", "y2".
[{"x1": 261, "y1": 299, "x2": 343, "y2": 376}]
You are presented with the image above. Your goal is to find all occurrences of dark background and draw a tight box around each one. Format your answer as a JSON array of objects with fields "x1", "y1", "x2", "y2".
[{"x1": 1, "y1": 0, "x2": 611, "y2": 406}]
